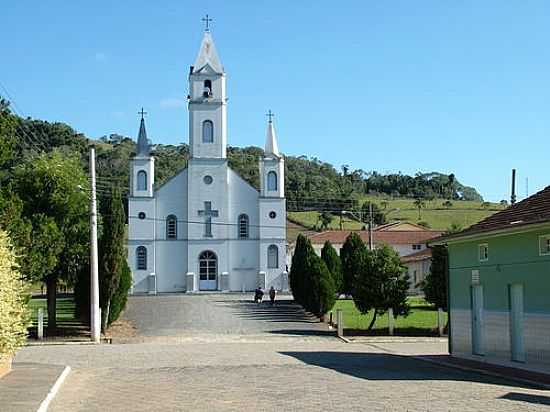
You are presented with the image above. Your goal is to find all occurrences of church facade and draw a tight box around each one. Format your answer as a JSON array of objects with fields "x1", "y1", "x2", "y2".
[{"x1": 127, "y1": 30, "x2": 287, "y2": 293}]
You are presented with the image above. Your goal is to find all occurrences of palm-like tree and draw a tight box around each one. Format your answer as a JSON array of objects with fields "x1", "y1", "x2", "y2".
[{"x1": 414, "y1": 198, "x2": 426, "y2": 220}]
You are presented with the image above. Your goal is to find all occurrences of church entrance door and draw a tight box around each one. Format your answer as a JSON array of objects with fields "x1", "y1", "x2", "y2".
[{"x1": 199, "y1": 250, "x2": 217, "y2": 290}]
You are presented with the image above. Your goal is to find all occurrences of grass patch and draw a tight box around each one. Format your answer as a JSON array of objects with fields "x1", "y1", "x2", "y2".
[
  {"x1": 28, "y1": 295, "x2": 88, "y2": 338},
  {"x1": 332, "y1": 297, "x2": 447, "y2": 336}
]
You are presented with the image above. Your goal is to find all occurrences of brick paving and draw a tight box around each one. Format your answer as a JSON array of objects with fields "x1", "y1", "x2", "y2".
[{"x1": 11, "y1": 295, "x2": 550, "y2": 411}]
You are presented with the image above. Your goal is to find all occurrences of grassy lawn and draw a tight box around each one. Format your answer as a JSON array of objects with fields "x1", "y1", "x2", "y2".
[
  {"x1": 332, "y1": 297, "x2": 448, "y2": 336},
  {"x1": 28, "y1": 295, "x2": 88, "y2": 338},
  {"x1": 288, "y1": 197, "x2": 505, "y2": 231}
]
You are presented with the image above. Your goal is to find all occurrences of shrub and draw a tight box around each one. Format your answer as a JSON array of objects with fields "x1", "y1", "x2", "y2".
[
  {"x1": 108, "y1": 261, "x2": 132, "y2": 325},
  {"x1": 321, "y1": 241, "x2": 343, "y2": 294},
  {"x1": 303, "y1": 256, "x2": 336, "y2": 318},
  {"x1": 290, "y1": 234, "x2": 316, "y2": 305},
  {"x1": 0, "y1": 230, "x2": 30, "y2": 361},
  {"x1": 340, "y1": 232, "x2": 366, "y2": 296}
]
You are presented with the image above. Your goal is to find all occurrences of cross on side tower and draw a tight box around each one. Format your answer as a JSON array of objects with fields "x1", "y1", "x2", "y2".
[
  {"x1": 202, "y1": 14, "x2": 213, "y2": 31},
  {"x1": 266, "y1": 110, "x2": 274, "y2": 123},
  {"x1": 138, "y1": 107, "x2": 147, "y2": 120}
]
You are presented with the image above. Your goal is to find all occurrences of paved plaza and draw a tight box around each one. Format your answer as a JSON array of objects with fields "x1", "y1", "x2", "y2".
[{"x1": 12, "y1": 294, "x2": 550, "y2": 411}]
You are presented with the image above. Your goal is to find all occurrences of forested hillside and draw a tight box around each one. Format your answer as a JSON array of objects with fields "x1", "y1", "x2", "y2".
[{"x1": 1, "y1": 99, "x2": 485, "y2": 214}]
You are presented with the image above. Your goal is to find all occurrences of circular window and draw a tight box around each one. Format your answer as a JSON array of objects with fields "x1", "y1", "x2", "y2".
[
  {"x1": 138, "y1": 212, "x2": 146, "y2": 220},
  {"x1": 203, "y1": 175, "x2": 213, "y2": 185},
  {"x1": 269, "y1": 211, "x2": 277, "y2": 219}
]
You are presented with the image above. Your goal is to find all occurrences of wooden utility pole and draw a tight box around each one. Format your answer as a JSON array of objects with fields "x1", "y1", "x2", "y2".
[
  {"x1": 90, "y1": 147, "x2": 100, "y2": 343},
  {"x1": 511, "y1": 169, "x2": 517, "y2": 205}
]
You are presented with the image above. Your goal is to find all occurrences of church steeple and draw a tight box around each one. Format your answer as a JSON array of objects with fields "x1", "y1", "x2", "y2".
[
  {"x1": 136, "y1": 108, "x2": 150, "y2": 157},
  {"x1": 192, "y1": 31, "x2": 223, "y2": 74},
  {"x1": 264, "y1": 110, "x2": 280, "y2": 158}
]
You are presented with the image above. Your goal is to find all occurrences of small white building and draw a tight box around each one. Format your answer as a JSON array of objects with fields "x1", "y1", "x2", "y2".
[{"x1": 127, "y1": 29, "x2": 286, "y2": 293}]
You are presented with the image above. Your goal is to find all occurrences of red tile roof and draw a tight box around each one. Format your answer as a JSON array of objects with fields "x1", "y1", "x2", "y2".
[
  {"x1": 307, "y1": 230, "x2": 444, "y2": 246},
  {"x1": 401, "y1": 248, "x2": 432, "y2": 263},
  {"x1": 436, "y1": 185, "x2": 550, "y2": 242}
]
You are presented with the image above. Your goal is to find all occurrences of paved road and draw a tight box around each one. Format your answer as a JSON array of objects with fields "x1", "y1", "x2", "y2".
[{"x1": 13, "y1": 294, "x2": 550, "y2": 411}]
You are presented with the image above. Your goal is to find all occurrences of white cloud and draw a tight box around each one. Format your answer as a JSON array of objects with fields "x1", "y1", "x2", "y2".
[{"x1": 160, "y1": 98, "x2": 186, "y2": 108}]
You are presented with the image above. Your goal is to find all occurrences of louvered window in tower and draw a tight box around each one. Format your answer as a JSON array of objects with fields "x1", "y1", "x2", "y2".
[{"x1": 202, "y1": 120, "x2": 214, "y2": 143}]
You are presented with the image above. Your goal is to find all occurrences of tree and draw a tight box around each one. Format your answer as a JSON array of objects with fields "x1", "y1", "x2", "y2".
[
  {"x1": 303, "y1": 256, "x2": 336, "y2": 319},
  {"x1": 352, "y1": 245, "x2": 410, "y2": 330},
  {"x1": 360, "y1": 201, "x2": 387, "y2": 226},
  {"x1": 317, "y1": 212, "x2": 332, "y2": 231},
  {"x1": 321, "y1": 241, "x2": 343, "y2": 294},
  {"x1": 443, "y1": 200, "x2": 453, "y2": 209},
  {"x1": 422, "y1": 245, "x2": 448, "y2": 311},
  {"x1": 99, "y1": 186, "x2": 128, "y2": 330},
  {"x1": 10, "y1": 151, "x2": 89, "y2": 334},
  {"x1": 500, "y1": 199, "x2": 509, "y2": 207},
  {"x1": 0, "y1": 230, "x2": 31, "y2": 362},
  {"x1": 414, "y1": 198, "x2": 425, "y2": 220},
  {"x1": 289, "y1": 234, "x2": 316, "y2": 305},
  {"x1": 340, "y1": 232, "x2": 366, "y2": 296},
  {"x1": 446, "y1": 223, "x2": 463, "y2": 234}
]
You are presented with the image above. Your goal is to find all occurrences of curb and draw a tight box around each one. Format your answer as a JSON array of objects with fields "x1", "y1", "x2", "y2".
[
  {"x1": 337, "y1": 335, "x2": 351, "y2": 343},
  {"x1": 413, "y1": 356, "x2": 550, "y2": 391},
  {"x1": 37, "y1": 365, "x2": 71, "y2": 412}
]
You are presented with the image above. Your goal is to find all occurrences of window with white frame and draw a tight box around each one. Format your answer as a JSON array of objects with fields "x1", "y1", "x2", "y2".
[
  {"x1": 166, "y1": 215, "x2": 177, "y2": 239},
  {"x1": 267, "y1": 171, "x2": 278, "y2": 191},
  {"x1": 479, "y1": 243, "x2": 489, "y2": 262},
  {"x1": 202, "y1": 120, "x2": 214, "y2": 143},
  {"x1": 267, "y1": 245, "x2": 278, "y2": 268},
  {"x1": 412, "y1": 244, "x2": 422, "y2": 251},
  {"x1": 238, "y1": 214, "x2": 249, "y2": 239},
  {"x1": 137, "y1": 170, "x2": 147, "y2": 191},
  {"x1": 539, "y1": 235, "x2": 550, "y2": 256},
  {"x1": 136, "y1": 246, "x2": 147, "y2": 270}
]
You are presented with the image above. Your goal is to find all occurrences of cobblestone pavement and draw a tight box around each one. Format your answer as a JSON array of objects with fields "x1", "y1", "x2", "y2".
[{"x1": 13, "y1": 295, "x2": 550, "y2": 411}]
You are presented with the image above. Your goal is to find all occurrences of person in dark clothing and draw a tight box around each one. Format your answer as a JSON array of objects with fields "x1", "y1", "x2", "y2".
[
  {"x1": 254, "y1": 287, "x2": 264, "y2": 303},
  {"x1": 269, "y1": 286, "x2": 276, "y2": 305}
]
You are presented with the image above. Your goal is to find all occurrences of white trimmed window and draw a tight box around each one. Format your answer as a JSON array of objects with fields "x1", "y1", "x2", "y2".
[
  {"x1": 539, "y1": 235, "x2": 550, "y2": 256},
  {"x1": 137, "y1": 170, "x2": 147, "y2": 191},
  {"x1": 202, "y1": 120, "x2": 214, "y2": 143},
  {"x1": 412, "y1": 244, "x2": 422, "y2": 251},
  {"x1": 238, "y1": 214, "x2": 249, "y2": 239},
  {"x1": 267, "y1": 171, "x2": 278, "y2": 191},
  {"x1": 479, "y1": 243, "x2": 489, "y2": 262},
  {"x1": 267, "y1": 245, "x2": 279, "y2": 268},
  {"x1": 136, "y1": 246, "x2": 147, "y2": 270},
  {"x1": 166, "y1": 215, "x2": 177, "y2": 239}
]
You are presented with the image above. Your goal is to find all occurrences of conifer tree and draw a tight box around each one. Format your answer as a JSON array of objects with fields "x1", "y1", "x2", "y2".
[
  {"x1": 340, "y1": 232, "x2": 366, "y2": 296},
  {"x1": 290, "y1": 234, "x2": 316, "y2": 305},
  {"x1": 99, "y1": 186, "x2": 128, "y2": 330},
  {"x1": 321, "y1": 240, "x2": 343, "y2": 295},
  {"x1": 422, "y1": 245, "x2": 448, "y2": 311}
]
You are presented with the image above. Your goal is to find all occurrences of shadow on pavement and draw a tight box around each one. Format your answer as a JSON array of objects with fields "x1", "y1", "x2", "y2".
[
  {"x1": 279, "y1": 351, "x2": 541, "y2": 390},
  {"x1": 499, "y1": 392, "x2": 550, "y2": 406}
]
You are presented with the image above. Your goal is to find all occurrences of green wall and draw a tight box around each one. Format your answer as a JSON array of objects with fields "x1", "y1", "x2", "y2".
[{"x1": 449, "y1": 227, "x2": 550, "y2": 312}]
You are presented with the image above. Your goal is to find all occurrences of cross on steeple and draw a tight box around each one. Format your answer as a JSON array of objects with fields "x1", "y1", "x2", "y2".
[
  {"x1": 138, "y1": 107, "x2": 147, "y2": 120},
  {"x1": 266, "y1": 110, "x2": 274, "y2": 123},
  {"x1": 202, "y1": 14, "x2": 213, "y2": 31},
  {"x1": 198, "y1": 201, "x2": 218, "y2": 237}
]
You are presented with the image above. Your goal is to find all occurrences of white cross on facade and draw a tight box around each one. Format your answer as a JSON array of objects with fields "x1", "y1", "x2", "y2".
[{"x1": 198, "y1": 201, "x2": 218, "y2": 237}]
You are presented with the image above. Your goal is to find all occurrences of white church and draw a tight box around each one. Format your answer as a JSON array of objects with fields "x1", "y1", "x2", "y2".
[{"x1": 127, "y1": 28, "x2": 287, "y2": 293}]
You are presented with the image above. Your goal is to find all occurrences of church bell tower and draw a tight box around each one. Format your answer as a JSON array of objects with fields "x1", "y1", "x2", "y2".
[{"x1": 188, "y1": 26, "x2": 227, "y2": 159}]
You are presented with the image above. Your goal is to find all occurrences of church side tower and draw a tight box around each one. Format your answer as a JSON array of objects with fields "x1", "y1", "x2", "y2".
[
  {"x1": 188, "y1": 30, "x2": 227, "y2": 159},
  {"x1": 259, "y1": 114, "x2": 286, "y2": 287},
  {"x1": 130, "y1": 113, "x2": 155, "y2": 197}
]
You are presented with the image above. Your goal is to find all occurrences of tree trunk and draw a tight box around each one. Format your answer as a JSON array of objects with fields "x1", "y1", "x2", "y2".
[
  {"x1": 46, "y1": 275, "x2": 57, "y2": 335},
  {"x1": 102, "y1": 300, "x2": 110, "y2": 333},
  {"x1": 367, "y1": 311, "x2": 377, "y2": 331}
]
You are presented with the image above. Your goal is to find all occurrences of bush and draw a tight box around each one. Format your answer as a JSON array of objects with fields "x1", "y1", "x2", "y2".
[
  {"x1": 290, "y1": 234, "x2": 316, "y2": 305},
  {"x1": 303, "y1": 256, "x2": 336, "y2": 317},
  {"x1": 340, "y1": 232, "x2": 366, "y2": 296},
  {"x1": 0, "y1": 230, "x2": 30, "y2": 361}
]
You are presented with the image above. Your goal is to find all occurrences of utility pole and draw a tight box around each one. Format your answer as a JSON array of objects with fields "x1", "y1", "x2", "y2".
[
  {"x1": 511, "y1": 169, "x2": 517, "y2": 205},
  {"x1": 368, "y1": 202, "x2": 374, "y2": 251},
  {"x1": 89, "y1": 146, "x2": 100, "y2": 343}
]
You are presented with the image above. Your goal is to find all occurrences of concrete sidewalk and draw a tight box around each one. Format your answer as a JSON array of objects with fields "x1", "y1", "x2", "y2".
[{"x1": 0, "y1": 363, "x2": 66, "y2": 412}]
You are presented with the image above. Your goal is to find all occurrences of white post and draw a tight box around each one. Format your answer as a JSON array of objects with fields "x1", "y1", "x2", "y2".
[
  {"x1": 336, "y1": 309, "x2": 344, "y2": 337},
  {"x1": 438, "y1": 308, "x2": 444, "y2": 336},
  {"x1": 37, "y1": 308, "x2": 44, "y2": 340},
  {"x1": 90, "y1": 147, "x2": 100, "y2": 343},
  {"x1": 388, "y1": 308, "x2": 395, "y2": 336}
]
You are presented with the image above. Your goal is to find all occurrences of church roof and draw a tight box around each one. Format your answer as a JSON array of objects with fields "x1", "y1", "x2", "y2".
[
  {"x1": 193, "y1": 31, "x2": 223, "y2": 74},
  {"x1": 264, "y1": 120, "x2": 280, "y2": 158},
  {"x1": 136, "y1": 117, "x2": 150, "y2": 156}
]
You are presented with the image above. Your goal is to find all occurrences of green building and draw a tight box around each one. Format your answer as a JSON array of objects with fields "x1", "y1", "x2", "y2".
[{"x1": 433, "y1": 186, "x2": 550, "y2": 372}]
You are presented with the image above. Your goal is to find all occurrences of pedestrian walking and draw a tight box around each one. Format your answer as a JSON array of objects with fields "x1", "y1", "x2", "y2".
[{"x1": 269, "y1": 286, "x2": 276, "y2": 305}]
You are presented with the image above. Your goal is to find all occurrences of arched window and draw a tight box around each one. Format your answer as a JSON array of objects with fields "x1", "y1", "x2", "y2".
[
  {"x1": 203, "y1": 80, "x2": 212, "y2": 97},
  {"x1": 136, "y1": 246, "x2": 147, "y2": 270},
  {"x1": 202, "y1": 120, "x2": 214, "y2": 143},
  {"x1": 137, "y1": 170, "x2": 147, "y2": 191},
  {"x1": 267, "y1": 171, "x2": 278, "y2": 191},
  {"x1": 238, "y1": 214, "x2": 249, "y2": 239},
  {"x1": 199, "y1": 250, "x2": 217, "y2": 282},
  {"x1": 166, "y1": 215, "x2": 177, "y2": 239},
  {"x1": 267, "y1": 245, "x2": 278, "y2": 269}
]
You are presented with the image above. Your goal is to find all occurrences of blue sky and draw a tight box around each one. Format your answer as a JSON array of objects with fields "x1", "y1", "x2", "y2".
[{"x1": 2, "y1": 1, "x2": 549, "y2": 201}]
